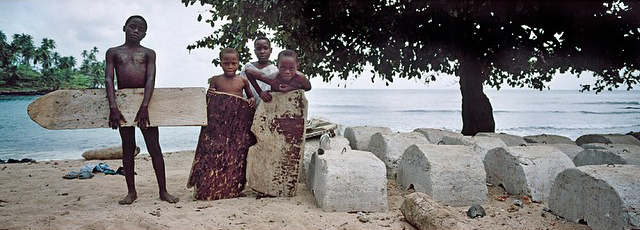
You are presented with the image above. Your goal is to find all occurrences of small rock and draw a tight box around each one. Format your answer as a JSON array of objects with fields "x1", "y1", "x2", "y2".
[
  {"x1": 357, "y1": 215, "x2": 370, "y2": 223},
  {"x1": 514, "y1": 199, "x2": 523, "y2": 207},
  {"x1": 507, "y1": 205, "x2": 519, "y2": 213},
  {"x1": 467, "y1": 204, "x2": 487, "y2": 218}
]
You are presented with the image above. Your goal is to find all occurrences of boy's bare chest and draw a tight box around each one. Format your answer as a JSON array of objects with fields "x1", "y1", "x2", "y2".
[
  {"x1": 115, "y1": 52, "x2": 147, "y2": 65},
  {"x1": 215, "y1": 77, "x2": 245, "y2": 92}
]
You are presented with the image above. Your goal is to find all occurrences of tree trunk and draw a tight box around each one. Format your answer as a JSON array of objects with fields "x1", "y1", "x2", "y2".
[{"x1": 459, "y1": 59, "x2": 495, "y2": 136}]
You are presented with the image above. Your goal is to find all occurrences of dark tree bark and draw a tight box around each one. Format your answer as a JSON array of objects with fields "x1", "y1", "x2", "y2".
[{"x1": 459, "y1": 59, "x2": 495, "y2": 136}]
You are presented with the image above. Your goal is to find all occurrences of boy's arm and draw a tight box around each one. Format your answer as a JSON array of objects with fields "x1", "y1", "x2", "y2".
[
  {"x1": 135, "y1": 49, "x2": 156, "y2": 128},
  {"x1": 242, "y1": 77, "x2": 256, "y2": 108},
  {"x1": 279, "y1": 71, "x2": 312, "y2": 92},
  {"x1": 104, "y1": 49, "x2": 126, "y2": 129},
  {"x1": 293, "y1": 71, "x2": 312, "y2": 91},
  {"x1": 245, "y1": 68, "x2": 273, "y2": 102}
]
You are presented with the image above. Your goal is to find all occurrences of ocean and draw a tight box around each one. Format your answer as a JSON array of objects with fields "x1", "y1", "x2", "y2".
[{"x1": 1, "y1": 89, "x2": 638, "y2": 161}]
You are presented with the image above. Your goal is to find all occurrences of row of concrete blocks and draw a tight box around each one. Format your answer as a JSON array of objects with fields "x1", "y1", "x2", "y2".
[{"x1": 303, "y1": 126, "x2": 639, "y2": 229}]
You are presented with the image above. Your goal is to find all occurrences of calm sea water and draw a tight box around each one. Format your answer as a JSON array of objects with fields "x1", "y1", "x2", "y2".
[{"x1": 1, "y1": 89, "x2": 638, "y2": 160}]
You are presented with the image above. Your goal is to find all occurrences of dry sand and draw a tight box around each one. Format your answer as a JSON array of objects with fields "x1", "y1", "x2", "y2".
[{"x1": 0, "y1": 150, "x2": 590, "y2": 230}]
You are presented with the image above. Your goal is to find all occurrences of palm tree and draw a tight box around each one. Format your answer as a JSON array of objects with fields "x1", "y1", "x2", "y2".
[
  {"x1": 11, "y1": 33, "x2": 35, "y2": 66},
  {"x1": 34, "y1": 38, "x2": 56, "y2": 69}
]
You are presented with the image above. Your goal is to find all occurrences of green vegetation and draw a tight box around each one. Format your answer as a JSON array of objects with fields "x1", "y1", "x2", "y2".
[
  {"x1": 0, "y1": 30, "x2": 105, "y2": 94},
  {"x1": 183, "y1": 1, "x2": 640, "y2": 135}
]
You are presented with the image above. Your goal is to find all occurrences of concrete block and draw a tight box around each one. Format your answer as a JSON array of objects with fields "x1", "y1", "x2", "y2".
[
  {"x1": 524, "y1": 134, "x2": 575, "y2": 145},
  {"x1": 343, "y1": 126, "x2": 392, "y2": 150},
  {"x1": 573, "y1": 144, "x2": 640, "y2": 166},
  {"x1": 576, "y1": 134, "x2": 640, "y2": 146},
  {"x1": 548, "y1": 143, "x2": 585, "y2": 161},
  {"x1": 308, "y1": 149, "x2": 387, "y2": 212},
  {"x1": 484, "y1": 146, "x2": 575, "y2": 202},
  {"x1": 413, "y1": 128, "x2": 463, "y2": 144},
  {"x1": 549, "y1": 165, "x2": 640, "y2": 230},
  {"x1": 368, "y1": 132, "x2": 429, "y2": 179},
  {"x1": 301, "y1": 135, "x2": 351, "y2": 182},
  {"x1": 476, "y1": 132, "x2": 528, "y2": 146},
  {"x1": 397, "y1": 144, "x2": 487, "y2": 206},
  {"x1": 441, "y1": 135, "x2": 507, "y2": 161}
]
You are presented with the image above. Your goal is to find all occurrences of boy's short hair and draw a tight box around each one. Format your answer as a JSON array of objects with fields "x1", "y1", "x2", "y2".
[
  {"x1": 277, "y1": 50, "x2": 298, "y2": 62},
  {"x1": 125, "y1": 15, "x2": 147, "y2": 28},
  {"x1": 219, "y1": 48, "x2": 239, "y2": 59},
  {"x1": 254, "y1": 36, "x2": 270, "y2": 45}
]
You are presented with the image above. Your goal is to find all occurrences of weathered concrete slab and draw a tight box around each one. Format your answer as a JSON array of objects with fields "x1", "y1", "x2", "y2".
[
  {"x1": 484, "y1": 146, "x2": 575, "y2": 202},
  {"x1": 524, "y1": 134, "x2": 575, "y2": 145},
  {"x1": 576, "y1": 134, "x2": 640, "y2": 146},
  {"x1": 300, "y1": 135, "x2": 351, "y2": 183},
  {"x1": 549, "y1": 165, "x2": 640, "y2": 230},
  {"x1": 28, "y1": 87, "x2": 207, "y2": 129},
  {"x1": 573, "y1": 144, "x2": 640, "y2": 166},
  {"x1": 368, "y1": 132, "x2": 428, "y2": 179},
  {"x1": 545, "y1": 143, "x2": 585, "y2": 161},
  {"x1": 441, "y1": 135, "x2": 507, "y2": 161},
  {"x1": 247, "y1": 90, "x2": 307, "y2": 197},
  {"x1": 187, "y1": 92, "x2": 255, "y2": 200},
  {"x1": 343, "y1": 126, "x2": 392, "y2": 150},
  {"x1": 308, "y1": 150, "x2": 387, "y2": 212},
  {"x1": 401, "y1": 192, "x2": 475, "y2": 230},
  {"x1": 397, "y1": 144, "x2": 487, "y2": 206},
  {"x1": 476, "y1": 132, "x2": 527, "y2": 146},
  {"x1": 413, "y1": 128, "x2": 463, "y2": 144}
]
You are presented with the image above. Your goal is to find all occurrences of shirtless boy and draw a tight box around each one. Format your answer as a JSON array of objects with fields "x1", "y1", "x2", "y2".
[
  {"x1": 105, "y1": 15, "x2": 179, "y2": 205},
  {"x1": 244, "y1": 50, "x2": 312, "y2": 102},
  {"x1": 207, "y1": 48, "x2": 256, "y2": 107}
]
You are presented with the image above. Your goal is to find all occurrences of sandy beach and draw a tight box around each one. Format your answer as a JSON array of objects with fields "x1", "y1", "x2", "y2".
[{"x1": 0, "y1": 149, "x2": 591, "y2": 230}]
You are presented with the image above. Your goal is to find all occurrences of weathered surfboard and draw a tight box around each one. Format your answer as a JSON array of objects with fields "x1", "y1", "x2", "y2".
[
  {"x1": 187, "y1": 92, "x2": 256, "y2": 200},
  {"x1": 305, "y1": 119, "x2": 338, "y2": 139},
  {"x1": 27, "y1": 87, "x2": 207, "y2": 130},
  {"x1": 247, "y1": 90, "x2": 308, "y2": 197}
]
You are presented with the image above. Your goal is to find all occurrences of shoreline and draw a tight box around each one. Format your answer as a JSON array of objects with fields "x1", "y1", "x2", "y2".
[{"x1": 0, "y1": 89, "x2": 52, "y2": 96}]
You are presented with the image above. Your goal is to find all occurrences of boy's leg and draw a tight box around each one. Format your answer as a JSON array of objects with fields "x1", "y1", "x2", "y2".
[
  {"x1": 119, "y1": 127, "x2": 138, "y2": 204},
  {"x1": 140, "y1": 127, "x2": 179, "y2": 203}
]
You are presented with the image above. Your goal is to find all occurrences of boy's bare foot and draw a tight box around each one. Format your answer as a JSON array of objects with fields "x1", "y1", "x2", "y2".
[
  {"x1": 160, "y1": 192, "x2": 179, "y2": 203},
  {"x1": 119, "y1": 192, "x2": 137, "y2": 205}
]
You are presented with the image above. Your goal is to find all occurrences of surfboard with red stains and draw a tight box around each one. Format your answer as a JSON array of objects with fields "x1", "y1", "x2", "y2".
[
  {"x1": 246, "y1": 90, "x2": 308, "y2": 197},
  {"x1": 187, "y1": 92, "x2": 256, "y2": 200}
]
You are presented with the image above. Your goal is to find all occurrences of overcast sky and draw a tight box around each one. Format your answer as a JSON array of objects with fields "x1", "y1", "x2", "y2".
[{"x1": 0, "y1": 0, "x2": 618, "y2": 90}]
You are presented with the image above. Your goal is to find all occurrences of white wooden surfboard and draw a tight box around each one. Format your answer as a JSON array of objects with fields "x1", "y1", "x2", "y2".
[{"x1": 27, "y1": 87, "x2": 207, "y2": 130}]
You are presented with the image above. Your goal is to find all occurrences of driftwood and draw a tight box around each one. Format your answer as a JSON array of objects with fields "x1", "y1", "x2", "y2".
[
  {"x1": 400, "y1": 192, "x2": 476, "y2": 230},
  {"x1": 82, "y1": 146, "x2": 140, "y2": 160}
]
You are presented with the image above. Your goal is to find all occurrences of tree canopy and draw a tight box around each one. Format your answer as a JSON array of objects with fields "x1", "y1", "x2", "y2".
[
  {"x1": 0, "y1": 30, "x2": 105, "y2": 92},
  {"x1": 184, "y1": 0, "x2": 640, "y2": 92},
  {"x1": 183, "y1": 0, "x2": 640, "y2": 134}
]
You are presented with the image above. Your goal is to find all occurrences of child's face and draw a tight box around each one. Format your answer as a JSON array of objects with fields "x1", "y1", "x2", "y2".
[
  {"x1": 123, "y1": 18, "x2": 147, "y2": 42},
  {"x1": 221, "y1": 53, "x2": 239, "y2": 77},
  {"x1": 277, "y1": 56, "x2": 298, "y2": 81},
  {"x1": 254, "y1": 39, "x2": 271, "y2": 63}
]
